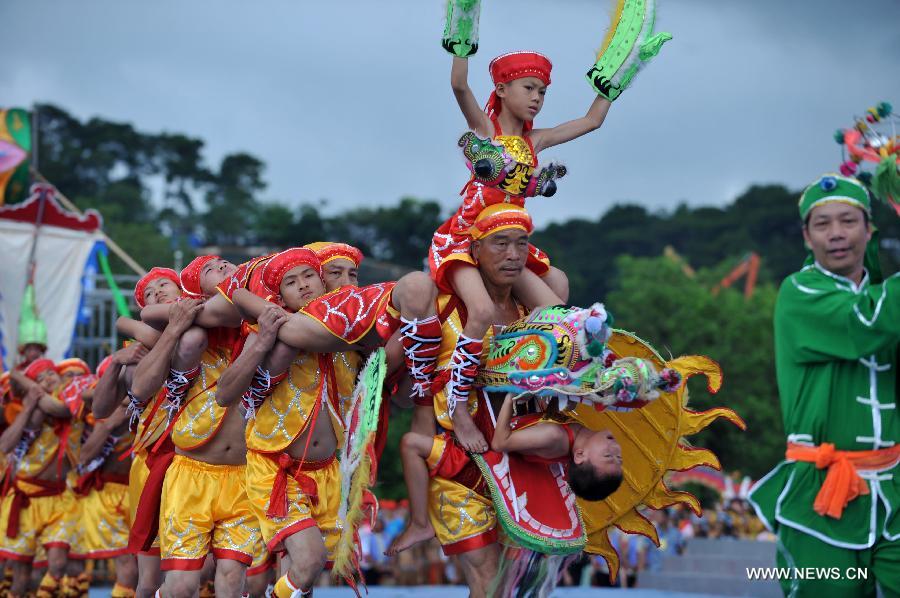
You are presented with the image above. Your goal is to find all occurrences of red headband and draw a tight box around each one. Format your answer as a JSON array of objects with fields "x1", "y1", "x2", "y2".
[
  {"x1": 470, "y1": 204, "x2": 534, "y2": 240},
  {"x1": 304, "y1": 242, "x2": 364, "y2": 268},
  {"x1": 486, "y1": 51, "x2": 552, "y2": 132},
  {"x1": 180, "y1": 255, "x2": 219, "y2": 298},
  {"x1": 134, "y1": 267, "x2": 180, "y2": 309},
  {"x1": 56, "y1": 358, "x2": 90, "y2": 377},
  {"x1": 489, "y1": 51, "x2": 552, "y2": 86},
  {"x1": 262, "y1": 248, "x2": 322, "y2": 294},
  {"x1": 24, "y1": 358, "x2": 56, "y2": 381}
]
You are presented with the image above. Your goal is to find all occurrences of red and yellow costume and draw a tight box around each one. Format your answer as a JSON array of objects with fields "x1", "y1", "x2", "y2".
[
  {"x1": 429, "y1": 51, "x2": 553, "y2": 293},
  {"x1": 0, "y1": 360, "x2": 75, "y2": 562},
  {"x1": 70, "y1": 433, "x2": 133, "y2": 560},
  {"x1": 216, "y1": 254, "x2": 276, "y2": 305},
  {"x1": 426, "y1": 206, "x2": 535, "y2": 554},
  {"x1": 240, "y1": 248, "x2": 362, "y2": 561},
  {"x1": 157, "y1": 262, "x2": 259, "y2": 571},
  {"x1": 424, "y1": 295, "x2": 527, "y2": 555},
  {"x1": 299, "y1": 282, "x2": 399, "y2": 346},
  {"x1": 244, "y1": 351, "x2": 359, "y2": 560},
  {"x1": 126, "y1": 267, "x2": 184, "y2": 555},
  {"x1": 127, "y1": 388, "x2": 171, "y2": 555},
  {"x1": 59, "y1": 372, "x2": 97, "y2": 560}
]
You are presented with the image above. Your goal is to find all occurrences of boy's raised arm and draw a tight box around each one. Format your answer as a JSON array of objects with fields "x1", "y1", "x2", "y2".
[
  {"x1": 451, "y1": 57, "x2": 492, "y2": 136},
  {"x1": 532, "y1": 95, "x2": 611, "y2": 153}
]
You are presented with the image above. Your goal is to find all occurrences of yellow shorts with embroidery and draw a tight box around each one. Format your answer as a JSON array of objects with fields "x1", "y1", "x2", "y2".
[
  {"x1": 245, "y1": 450, "x2": 342, "y2": 560},
  {"x1": 0, "y1": 482, "x2": 76, "y2": 561},
  {"x1": 428, "y1": 475, "x2": 497, "y2": 556},
  {"x1": 70, "y1": 481, "x2": 130, "y2": 559},
  {"x1": 247, "y1": 542, "x2": 275, "y2": 577},
  {"x1": 159, "y1": 455, "x2": 261, "y2": 571}
]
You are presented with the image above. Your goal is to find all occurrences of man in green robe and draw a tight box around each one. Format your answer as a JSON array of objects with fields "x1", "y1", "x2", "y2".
[{"x1": 748, "y1": 174, "x2": 900, "y2": 597}]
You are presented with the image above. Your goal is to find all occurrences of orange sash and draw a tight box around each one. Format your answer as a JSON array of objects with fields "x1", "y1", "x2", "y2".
[{"x1": 786, "y1": 442, "x2": 900, "y2": 519}]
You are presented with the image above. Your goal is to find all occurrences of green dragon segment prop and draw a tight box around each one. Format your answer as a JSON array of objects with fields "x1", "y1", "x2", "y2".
[
  {"x1": 587, "y1": 0, "x2": 672, "y2": 101},
  {"x1": 332, "y1": 348, "x2": 387, "y2": 585},
  {"x1": 442, "y1": 0, "x2": 481, "y2": 58}
]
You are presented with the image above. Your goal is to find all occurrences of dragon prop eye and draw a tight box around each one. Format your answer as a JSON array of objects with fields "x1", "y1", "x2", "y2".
[
  {"x1": 819, "y1": 176, "x2": 838, "y2": 192},
  {"x1": 474, "y1": 158, "x2": 495, "y2": 178},
  {"x1": 541, "y1": 180, "x2": 557, "y2": 197}
]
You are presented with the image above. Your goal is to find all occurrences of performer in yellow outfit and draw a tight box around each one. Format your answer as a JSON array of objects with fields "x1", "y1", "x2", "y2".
[
  {"x1": 131, "y1": 255, "x2": 263, "y2": 596},
  {"x1": 1, "y1": 360, "x2": 76, "y2": 596},
  {"x1": 98, "y1": 266, "x2": 180, "y2": 598},
  {"x1": 216, "y1": 247, "x2": 360, "y2": 598},
  {"x1": 72, "y1": 356, "x2": 138, "y2": 597}
]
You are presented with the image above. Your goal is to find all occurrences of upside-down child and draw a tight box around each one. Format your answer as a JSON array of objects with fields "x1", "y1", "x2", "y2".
[{"x1": 386, "y1": 393, "x2": 624, "y2": 555}]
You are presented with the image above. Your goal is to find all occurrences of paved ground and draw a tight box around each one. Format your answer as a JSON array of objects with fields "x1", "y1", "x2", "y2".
[{"x1": 90, "y1": 587, "x2": 732, "y2": 597}]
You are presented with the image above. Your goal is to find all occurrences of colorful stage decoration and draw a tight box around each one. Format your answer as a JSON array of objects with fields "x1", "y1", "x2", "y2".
[
  {"x1": 0, "y1": 183, "x2": 103, "y2": 366},
  {"x1": 834, "y1": 101, "x2": 900, "y2": 214},
  {"x1": 0, "y1": 108, "x2": 31, "y2": 205}
]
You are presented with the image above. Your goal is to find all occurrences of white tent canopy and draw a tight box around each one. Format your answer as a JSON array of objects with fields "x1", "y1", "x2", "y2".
[{"x1": 0, "y1": 189, "x2": 102, "y2": 367}]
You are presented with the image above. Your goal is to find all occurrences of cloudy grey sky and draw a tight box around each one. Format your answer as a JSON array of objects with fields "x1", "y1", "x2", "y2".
[{"x1": 3, "y1": 0, "x2": 899, "y2": 224}]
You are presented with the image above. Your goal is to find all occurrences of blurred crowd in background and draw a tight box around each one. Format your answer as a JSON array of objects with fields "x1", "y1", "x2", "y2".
[{"x1": 349, "y1": 498, "x2": 772, "y2": 588}]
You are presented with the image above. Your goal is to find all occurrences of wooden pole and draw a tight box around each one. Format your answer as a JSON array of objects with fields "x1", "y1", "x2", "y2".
[{"x1": 31, "y1": 170, "x2": 147, "y2": 276}]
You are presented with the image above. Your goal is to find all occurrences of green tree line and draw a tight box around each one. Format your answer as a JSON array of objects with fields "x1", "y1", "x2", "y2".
[{"x1": 17, "y1": 104, "x2": 900, "y2": 481}]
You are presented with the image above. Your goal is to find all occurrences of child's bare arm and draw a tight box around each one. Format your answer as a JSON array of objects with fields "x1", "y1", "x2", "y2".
[
  {"x1": 117, "y1": 317, "x2": 161, "y2": 348},
  {"x1": 531, "y1": 95, "x2": 611, "y2": 153},
  {"x1": 490, "y1": 394, "x2": 564, "y2": 457},
  {"x1": 451, "y1": 57, "x2": 492, "y2": 136},
  {"x1": 195, "y1": 293, "x2": 242, "y2": 328},
  {"x1": 141, "y1": 294, "x2": 241, "y2": 329},
  {"x1": 139, "y1": 304, "x2": 171, "y2": 329},
  {"x1": 233, "y1": 288, "x2": 271, "y2": 323}
]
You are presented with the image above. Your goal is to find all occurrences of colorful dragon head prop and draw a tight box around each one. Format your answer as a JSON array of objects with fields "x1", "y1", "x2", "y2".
[{"x1": 476, "y1": 304, "x2": 681, "y2": 410}]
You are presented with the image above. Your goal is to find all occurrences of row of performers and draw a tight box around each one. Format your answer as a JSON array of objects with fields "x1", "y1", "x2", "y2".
[{"x1": 0, "y1": 202, "x2": 673, "y2": 598}]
